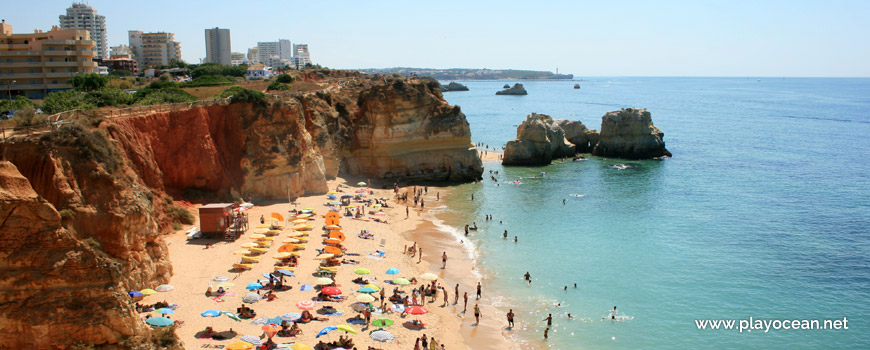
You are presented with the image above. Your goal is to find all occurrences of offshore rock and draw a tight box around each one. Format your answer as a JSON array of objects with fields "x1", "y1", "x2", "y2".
[
  {"x1": 502, "y1": 113, "x2": 575, "y2": 165},
  {"x1": 496, "y1": 83, "x2": 528, "y2": 95},
  {"x1": 555, "y1": 119, "x2": 597, "y2": 153},
  {"x1": 593, "y1": 108, "x2": 671, "y2": 159},
  {"x1": 440, "y1": 81, "x2": 469, "y2": 92}
]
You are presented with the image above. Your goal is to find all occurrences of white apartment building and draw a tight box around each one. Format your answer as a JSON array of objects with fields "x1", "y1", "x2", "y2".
[
  {"x1": 246, "y1": 47, "x2": 259, "y2": 64},
  {"x1": 230, "y1": 52, "x2": 245, "y2": 66},
  {"x1": 292, "y1": 44, "x2": 311, "y2": 69},
  {"x1": 59, "y1": 2, "x2": 108, "y2": 59},
  {"x1": 256, "y1": 39, "x2": 292, "y2": 64},
  {"x1": 128, "y1": 30, "x2": 182, "y2": 68},
  {"x1": 109, "y1": 44, "x2": 130, "y2": 58},
  {"x1": 204, "y1": 27, "x2": 231, "y2": 65}
]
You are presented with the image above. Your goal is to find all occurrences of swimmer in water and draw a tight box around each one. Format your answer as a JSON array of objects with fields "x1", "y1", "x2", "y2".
[
  {"x1": 503, "y1": 230, "x2": 507, "y2": 238},
  {"x1": 514, "y1": 236, "x2": 517, "y2": 243},
  {"x1": 567, "y1": 313, "x2": 574, "y2": 319}
]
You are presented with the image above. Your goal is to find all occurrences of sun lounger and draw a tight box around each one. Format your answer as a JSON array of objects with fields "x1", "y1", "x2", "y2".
[
  {"x1": 233, "y1": 263, "x2": 252, "y2": 270},
  {"x1": 249, "y1": 247, "x2": 267, "y2": 254},
  {"x1": 186, "y1": 227, "x2": 201, "y2": 240},
  {"x1": 274, "y1": 266, "x2": 295, "y2": 272},
  {"x1": 379, "y1": 238, "x2": 386, "y2": 247},
  {"x1": 241, "y1": 256, "x2": 260, "y2": 263}
]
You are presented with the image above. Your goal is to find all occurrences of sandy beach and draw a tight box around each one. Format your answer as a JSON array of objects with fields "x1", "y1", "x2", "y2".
[{"x1": 147, "y1": 165, "x2": 518, "y2": 350}]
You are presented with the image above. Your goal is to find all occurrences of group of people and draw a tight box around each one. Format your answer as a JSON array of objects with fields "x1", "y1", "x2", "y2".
[{"x1": 413, "y1": 333, "x2": 445, "y2": 350}]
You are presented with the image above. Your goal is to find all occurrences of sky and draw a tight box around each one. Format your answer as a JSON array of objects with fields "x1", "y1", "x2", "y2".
[{"x1": 5, "y1": 0, "x2": 869, "y2": 77}]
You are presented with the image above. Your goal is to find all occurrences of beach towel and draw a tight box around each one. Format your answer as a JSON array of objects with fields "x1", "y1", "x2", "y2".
[
  {"x1": 213, "y1": 297, "x2": 225, "y2": 303},
  {"x1": 223, "y1": 293, "x2": 236, "y2": 297},
  {"x1": 300, "y1": 284, "x2": 313, "y2": 291}
]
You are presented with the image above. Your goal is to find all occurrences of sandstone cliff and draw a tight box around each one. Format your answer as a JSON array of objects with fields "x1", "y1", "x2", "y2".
[
  {"x1": 555, "y1": 119, "x2": 597, "y2": 153},
  {"x1": 593, "y1": 108, "x2": 671, "y2": 159},
  {"x1": 502, "y1": 113, "x2": 575, "y2": 165}
]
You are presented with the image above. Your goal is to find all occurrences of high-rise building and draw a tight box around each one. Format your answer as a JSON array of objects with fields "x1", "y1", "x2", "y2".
[
  {"x1": 292, "y1": 44, "x2": 311, "y2": 69},
  {"x1": 204, "y1": 27, "x2": 231, "y2": 65},
  {"x1": 230, "y1": 52, "x2": 245, "y2": 66},
  {"x1": 246, "y1": 47, "x2": 259, "y2": 64},
  {"x1": 128, "y1": 30, "x2": 182, "y2": 68},
  {"x1": 256, "y1": 39, "x2": 292, "y2": 64},
  {"x1": 59, "y1": 2, "x2": 107, "y2": 59},
  {"x1": 0, "y1": 20, "x2": 97, "y2": 99}
]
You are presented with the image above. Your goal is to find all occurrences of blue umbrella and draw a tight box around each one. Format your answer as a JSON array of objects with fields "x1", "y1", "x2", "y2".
[
  {"x1": 316, "y1": 326, "x2": 337, "y2": 338},
  {"x1": 358, "y1": 287, "x2": 378, "y2": 294},
  {"x1": 157, "y1": 308, "x2": 174, "y2": 314},
  {"x1": 145, "y1": 317, "x2": 174, "y2": 327},
  {"x1": 341, "y1": 194, "x2": 353, "y2": 198},
  {"x1": 262, "y1": 273, "x2": 276, "y2": 279},
  {"x1": 128, "y1": 290, "x2": 143, "y2": 298},
  {"x1": 327, "y1": 194, "x2": 337, "y2": 199},
  {"x1": 386, "y1": 268, "x2": 400, "y2": 275},
  {"x1": 223, "y1": 311, "x2": 242, "y2": 322},
  {"x1": 246, "y1": 282, "x2": 263, "y2": 290},
  {"x1": 276, "y1": 269, "x2": 295, "y2": 277},
  {"x1": 201, "y1": 310, "x2": 221, "y2": 317}
]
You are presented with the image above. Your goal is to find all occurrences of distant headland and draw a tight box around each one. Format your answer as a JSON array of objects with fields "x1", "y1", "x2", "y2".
[{"x1": 357, "y1": 67, "x2": 573, "y2": 80}]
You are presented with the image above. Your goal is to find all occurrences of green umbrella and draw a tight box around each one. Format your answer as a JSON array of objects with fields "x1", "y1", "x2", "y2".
[
  {"x1": 354, "y1": 268, "x2": 371, "y2": 275},
  {"x1": 392, "y1": 278, "x2": 410, "y2": 285},
  {"x1": 371, "y1": 318, "x2": 394, "y2": 327}
]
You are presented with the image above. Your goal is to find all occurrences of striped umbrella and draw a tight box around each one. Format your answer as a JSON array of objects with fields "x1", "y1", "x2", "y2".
[
  {"x1": 296, "y1": 300, "x2": 316, "y2": 310},
  {"x1": 155, "y1": 284, "x2": 173, "y2": 292},
  {"x1": 240, "y1": 335, "x2": 262, "y2": 345}
]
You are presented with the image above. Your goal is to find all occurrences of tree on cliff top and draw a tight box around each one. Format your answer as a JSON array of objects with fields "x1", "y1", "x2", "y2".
[
  {"x1": 220, "y1": 87, "x2": 267, "y2": 106},
  {"x1": 70, "y1": 73, "x2": 109, "y2": 92}
]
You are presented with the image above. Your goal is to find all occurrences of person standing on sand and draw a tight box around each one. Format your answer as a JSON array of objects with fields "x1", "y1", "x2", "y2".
[
  {"x1": 437, "y1": 192, "x2": 440, "y2": 201},
  {"x1": 507, "y1": 309, "x2": 515, "y2": 327},
  {"x1": 441, "y1": 252, "x2": 447, "y2": 269},
  {"x1": 454, "y1": 284, "x2": 459, "y2": 304},
  {"x1": 476, "y1": 282, "x2": 482, "y2": 299},
  {"x1": 418, "y1": 248, "x2": 423, "y2": 263},
  {"x1": 421, "y1": 198, "x2": 425, "y2": 209},
  {"x1": 442, "y1": 287, "x2": 449, "y2": 306},
  {"x1": 406, "y1": 206, "x2": 409, "y2": 218},
  {"x1": 414, "y1": 337, "x2": 421, "y2": 350},
  {"x1": 380, "y1": 287, "x2": 385, "y2": 304},
  {"x1": 463, "y1": 292, "x2": 468, "y2": 312},
  {"x1": 464, "y1": 225, "x2": 469, "y2": 236},
  {"x1": 260, "y1": 215, "x2": 264, "y2": 224},
  {"x1": 473, "y1": 303, "x2": 481, "y2": 324}
]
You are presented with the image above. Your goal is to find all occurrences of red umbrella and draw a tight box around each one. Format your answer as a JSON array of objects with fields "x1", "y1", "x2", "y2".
[
  {"x1": 321, "y1": 287, "x2": 342, "y2": 295},
  {"x1": 262, "y1": 324, "x2": 279, "y2": 339},
  {"x1": 405, "y1": 306, "x2": 429, "y2": 315}
]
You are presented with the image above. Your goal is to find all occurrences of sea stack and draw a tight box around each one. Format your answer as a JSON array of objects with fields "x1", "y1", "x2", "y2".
[
  {"x1": 502, "y1": 113, "x2": 576, "y2": 165},
  {"x1": 593, "y1": 108, "x2": 671, "y2": 159},
  {"x1": 496, "y1": 83, "x2": 528, "y2": 95},
  {"x1": 574, "y1": 84, "x2": 580, "y2": 89},
  {"x1": 440, "y1": 81, "x2": 469, "y2": 92}
]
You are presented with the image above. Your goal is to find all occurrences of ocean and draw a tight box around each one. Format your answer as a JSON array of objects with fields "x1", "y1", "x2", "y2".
[{"x1": 434, "y1": 78, "x2": 870, "y2": 349}]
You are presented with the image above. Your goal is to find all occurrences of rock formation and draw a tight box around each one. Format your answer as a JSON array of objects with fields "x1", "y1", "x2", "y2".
[
  {"x1": 574, "y1": 84, "x2": 580, "y2": 89},
  {"x1": 0, "y1": 73, "x2": 482, "y2": 348},
  {"x1": 440, "y1": 81, "x2": 469, "y2": 92},
  {"x1": 555, "y1": 119, "x2": 597, "y2": 153},
  {"x1": 502, "y1": 113, "x2": 576, "y2": 165},
  {"x1": 503, "y1": 84, "x2": 511, "y2": 89},
  {"x1": 496, "y1": 83, "x2": 528, "y2": 95},
  {"x1": 593, "y1": 108, "x2": 671, "y2": 159}
]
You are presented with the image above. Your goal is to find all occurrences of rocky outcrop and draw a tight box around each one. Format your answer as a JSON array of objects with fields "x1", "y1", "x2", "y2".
[
  {"x1": 502, "y1": 113, "x2": 575, "y2": 165},
  {"x1": 555, "y1": 119, "x2": 597, "y2": 153},
  {"x1": 0, "y1": 161, "x2": 154, "y2": 349},
  {"x1": 440, "y1": 81, "x2": 469, "y2": 92},
  {"x1": 593, "y1": 108, "x2": 671, "y2": 159},
  {"x1": 496, "y1": 83, "x2": 527, "y2": 95}
]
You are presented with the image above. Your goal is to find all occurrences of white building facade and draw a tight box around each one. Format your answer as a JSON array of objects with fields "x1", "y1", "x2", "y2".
[{"x1": 59, "y1": 3, "x2": 108, "y2": 59}]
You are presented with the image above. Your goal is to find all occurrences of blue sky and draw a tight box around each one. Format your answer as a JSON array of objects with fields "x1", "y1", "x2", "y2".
[{"x1": 5, "y1": 0, "x2": 869, "y2": 77}]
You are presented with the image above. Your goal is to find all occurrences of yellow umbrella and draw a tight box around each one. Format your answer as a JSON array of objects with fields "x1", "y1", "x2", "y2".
[
  {"x1": 336, "y1": 324, "x2": 358, "y2": 334},
  {"x1": 291, "y1": 344, "x2": 313, "y2": 350},
  {"x1": 292, "y1": 219, "x2": 308, "y2": 224},
  {"x1": 356, "y1": 294, "x2": 375, "y2": 303},
  {"x1": 232, "y1": 249, "x2": 251, "y2": 255},
  {"x1": 283, "y1": 238, "x2": 300, "y2": 243},
  {"x1": 256, "y1": 224, "x2": 271, "y2": 228},
  {"x1": 315, "y1": 253, "x2": 334, "y2": 260},
  {"x1": 256, "y1": 236, "x2": 274, "y2": 241},
  {"x1": 292, "y1": 224, "x2": 307, "y2": 230},
  {"x1": 250, "y1": 234, "x2": 266, "y2": 239},
  {"x1": 226, "y1": 341, "x2": 253, "y2": 350},
  {"x1": 327, "y1": 191, "x2": 338, "y2": 195},
  {"x1": 253, "y1": 228, "x2": 270, "y2": 234},
  {"x1": 364, "y1": 283, "x2": 381, "y2": 291},
  {"x1": 273, "y1": 252, "x2": 294, "y2": 259},
  {"x1": 315, "y1": 277, "x2": 334, "y2": 285},
  {"x1": 287, "y1": 231, "x2": 305, "y2": 237},
  {"x1": 240, "y1": 243, "x2": 258, "y2": 248},
  {"x1": 267, "y1": 229, "x2": 282, "y2": 234}
]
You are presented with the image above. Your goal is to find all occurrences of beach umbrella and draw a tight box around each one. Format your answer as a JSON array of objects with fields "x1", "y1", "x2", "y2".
[
  {"x1": 282, "y1": 238, "x2": 300, "y2": 244},
  {"x1": 276, "y1": 269, "x2": 295, "y2": 277},
  {"x1": 216, "y1": 282, "x2": 235, "y2": 289},
  {"x1": 324, "y1": 238, "x2": 342, "y2": 245},
  {"x1": 262, "y1": 324, "x2": 280, "y2": 339},
  {"x1": 256, "y1": 224, "x2": 271, "y2": 228},
  {"x1": 392, "y1": 278, "x2": 410, "y2": 285},
  {"x1": 157, "y1": 307, "x2": 174, "y2": 315},
  {"x1": 323, "y1": 246, "x2": 342, "y2": 255},
  {"x1": 370, "y1": 329, "x2": 395, "y2": 342},
  {"x1": 386, "y1": 268, "x2": 400, "y2": 275},
  {"x1": 223, "y1": 311, "x2": 242, "y2": 322},
  {"x1": 272, "y1": 213, "x2": 284, "y2": 222},
  {"x1": 354, "y1": 268, "x2": 371, "y2": 275},
  {"x1": 253, "y1": 228, "x2": 270, "y2": 234},
  {"x1": 226, "y1": 341, "x2": 254, "y2": 350},
  {"x1": 240, "y1": 242, "x2": 258, "y2": 248},
  {"x1": 213, "y1": 276, "x2": 230, "y2": 282},
  {"x1": 145, "y1": 317, "x2": 174, "y2": 327},
  {"x1": 357, "y1": 182, "x2": 367, "y2": 186},
  {"x1": 314, "y1": 277, "x2": 334, "y2": 285},
  {"x1": 363, "y1": 283, "x2": 380, "y2": 291},
  {"x1": 328, "y1": 231, "x2": 346, "y2": 242},
  {"x1": 242, "y1": 293, "x2": 262, "y2": 304},
  {"x1": 349, "y1": 303, "x2": 369, "y2": 312},
  {"x1": 405, "y1": 306, "x2": 429, "y2": 315},
  {"x1": 391, "y1": 304, "x2": 405, "y2": 313},
  {"x1": 336, "y1": 324, "x2": 358, "y2": 334},
  {"x1": 358, "y1": 287, "x2": 377, "y2": 294},
  {"x1": 250, "y1": 317, "x2": 269, "y2": 325},
  {"x1": 356, "y1": 294, "x2": 376, "y2": 303},
  {"x1": 128, "y1": 291, "x2": 143, "y2": 298},
  {"x1": 420, "y1": 273, "x2": 439, "y2": 281},
  {"x1": 287, "y1": 231, "x2": 305, "y2": 237},
  {"x1": 290, "y1": 343, "x2": 313, "y2": 350},
  {"x1": 326, "y1": 194, "x2": 338, "y2": 199},
  {"x1": 296, "y1": 300, "x2": 316, "y2": 310},
  {"x1": 246, "y1": 282, "x2": 263, "y2": 290},
  {"x1": 281, "y1": 312, "x2": 301, "y2": 321},
  {"x1": 278, "y1": 244, "x2": 295, "y2": 253},
  {"x1": 292, "y1": 219, "x2": 308, "y2": 224},
  {"x1": 240, "y1": 335, "x2": 262, "y2": 345},
  {"x1": 341, "y1": 194, "x2": 353, "y2": 198},
  {"x1": 371, "y1": 318, "x2": 394, "y2": 327},
  {"x1": 327, "y1": 191, "x2": 338, "y2": 195},
  {"x1": 265, "y1": 316, "x2": 284, "y2": 325},
  {"x1": 201, "y1": 310, "x2": 222, "y2": 317},
  {"x1": 328, "y1": 201, "x2": 342, "y2": 206},
  {"x1": 250, "y1": 234, "x2": 267, "y2": 239},
  {"x1": 315, "y1": 253, "x2": 334, "y2": 260},
  {"x1": 316, "y1": 326, "x2": 337, "y2": 338},
  {"x1": 273, "y1": 252, "x2": 294, "y2": 259},
  {"x1": 140, "y1": 288, "x2": 158, "y2": 295},
  {"x1": 155, "y1": 284, "x2": 174, "y2": 292},
  {"x1": 321, "y1": 287, "x2": 341, "y2": 295},
  {"x1": 233, "y1": 249, "x2": 251, "y2": 255}
]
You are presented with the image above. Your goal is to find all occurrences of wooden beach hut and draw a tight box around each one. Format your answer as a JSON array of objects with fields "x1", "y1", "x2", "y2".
[{"x1": 199, "y1": 203, "x2": 233, "y2": 238}]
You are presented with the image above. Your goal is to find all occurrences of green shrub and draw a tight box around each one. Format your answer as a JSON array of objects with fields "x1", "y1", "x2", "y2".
[
  {"x1": 191, "y1": 63, "x2": 247, "y2": 78},
  {"x1": 59, "y1": 208, "x2": 77, "y2": 220},
  {"x1": 41, "y1": 90, "x2": 95, "y2": 114},
  {"x1": 13, "y1": 107, "x2": 47, "y2": 127},
  {"x1": 135, "y1": 88, "x2": 197, "y2": 105},
  {"x1": 267, "y1": 81, "x2": 292, "y2": 91},
  {"x1": 41, "y1": 124, "x2": 122, "y2": 173},
  {"x1": 228, "y1": 88, "x2": 267, "y2": 106},
  {"x1": 70, "y1": 73, "x2": 109, "y2": 92},
  {"x1": 109, "y1": 69, "x2": 132, "y2": 77},
  {"x1": 217, "y1": 86, "x2": 247, "y2": 99},
  {"x1": 86, "y1": 88, "x2": 134, "y2": 107},
  {"x1": 172, "y1": 223, "x2": 182, "y2": 230},
  {"x1": 275, "y1": 74, "x2": 294, "y2": 84},
  {"x1": 167, "y1": 205, "x2": 195, "y2": 225}
]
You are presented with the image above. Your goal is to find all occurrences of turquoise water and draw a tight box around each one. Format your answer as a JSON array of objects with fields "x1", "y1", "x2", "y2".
[{"x1": 438, "y1": 78, "x2": 870, "y2": 349}]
